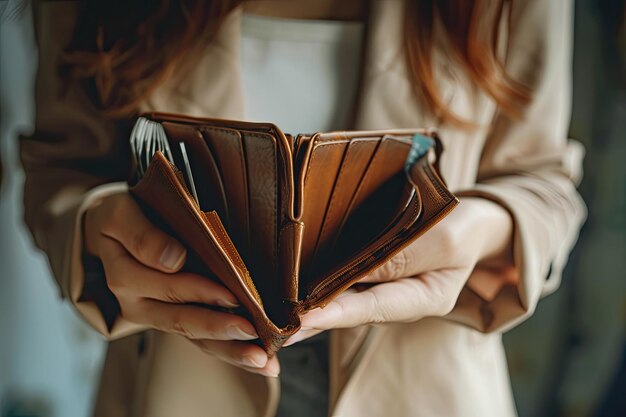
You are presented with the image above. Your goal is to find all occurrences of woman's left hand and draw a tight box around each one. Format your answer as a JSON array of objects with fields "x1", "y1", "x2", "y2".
[{"x1": 284, "y1": 197, "x2": 516, "y2": 346}]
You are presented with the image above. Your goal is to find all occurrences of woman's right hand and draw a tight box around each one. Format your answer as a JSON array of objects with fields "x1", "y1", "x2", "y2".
[{"x1": 83, "y1": 192, "x2": 279, "y2": 377}]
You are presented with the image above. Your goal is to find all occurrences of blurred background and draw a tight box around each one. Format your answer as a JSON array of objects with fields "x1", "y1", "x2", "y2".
[{"x1": 1, "y1": 1, "x2": 625, "y2": 416}]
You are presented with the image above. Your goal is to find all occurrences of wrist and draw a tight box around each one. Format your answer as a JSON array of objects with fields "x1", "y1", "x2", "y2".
[{"x1": 459, "y1": 197, "x2": 514, "y2": 267}]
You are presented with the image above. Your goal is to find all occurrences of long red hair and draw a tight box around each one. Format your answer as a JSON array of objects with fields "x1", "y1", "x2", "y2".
[{"x1": 62, "y1": 0, "x2": 529, "y2": 126}]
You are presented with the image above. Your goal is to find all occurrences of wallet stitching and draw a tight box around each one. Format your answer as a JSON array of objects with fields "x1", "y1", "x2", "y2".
[
  {"x1": 205, "y1": 212, "x2": 248, "y2": 275},
  {"x1": 202, "y1": 126, "x2": 244, "y2": 136},
  {"x1": 423, "y1": 161, "x2": 455, "y2": 203},
  {"x1": 277, "y1": 222, "x2": 297, "y2": 302}
]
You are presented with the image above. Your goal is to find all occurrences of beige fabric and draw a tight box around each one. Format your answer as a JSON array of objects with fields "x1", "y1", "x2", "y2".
[{"x1": 20, "y1": 0, "x2": 586, "y2": 416}]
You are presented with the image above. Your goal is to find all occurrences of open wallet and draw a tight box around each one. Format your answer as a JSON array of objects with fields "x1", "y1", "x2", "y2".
[{"x1": 127, "y1": 112, "x2": 459, "y2": 355}]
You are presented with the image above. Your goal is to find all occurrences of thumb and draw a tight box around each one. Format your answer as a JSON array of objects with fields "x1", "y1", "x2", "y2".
[
  {"x1": 359, "y1": 251, "x2": 407, "y2": 283},
  {"x1": 98, "y1": 194, "x2": 187, "y2": 273}
]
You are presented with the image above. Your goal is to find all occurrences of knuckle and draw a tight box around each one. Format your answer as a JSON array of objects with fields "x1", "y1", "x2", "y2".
[
  {"x1": 390, "y1": 251, "x2": 407, "y2": 277},
  {"x1": 105, "y1": 272, "x2": 127, "y2": 295},
  {"x1": 163, "y1": 285, "x2": 185, "y2": 304},
  {"x1": 362, "y1": 291, "x2": 384, "y2": 324},
  {"x1": 367, "y1": 291, "x2": 389, "y2": 324},
  {"x1": 376, "y1": 252, "x2": 406, "y2": 281},
  {"x1": 200, "y1": 319, "x2": 223, "y2": 340},
  {"x1": 427, "y1": 282, "x2": 456, "y2": 316},
  {"x1": 170, "y1": 313, "x2": 195, "y2": 339},
  {"x1": 232, "y1": 346, "x2": 255, "y2": 365},
  {"x1": 373, "y1": 261, "x2": 394, "y2": 281},
  {"x1": 132, "y1": 227, "x2": 161, "y2": 261},
  {"x1": 441, "y1": 302, "x2": 456, "y2": 316},
  {"x1": 438, "y1": 294, "x2": 458, "y2": 316},
  {"x1": 132, "y1": 229, "x2": 150, "y2": 257}
]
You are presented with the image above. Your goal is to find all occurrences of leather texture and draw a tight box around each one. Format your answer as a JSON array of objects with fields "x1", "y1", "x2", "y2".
[{"x1": 128, "y1": 112, "x2": 458, "y2": 354}]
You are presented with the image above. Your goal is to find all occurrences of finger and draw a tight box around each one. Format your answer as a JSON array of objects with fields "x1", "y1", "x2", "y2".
[
  {"x1": 359, "y1": 222, "x2": 462, "y2": 283},
  {"x1": 239, "y1": 355, "x2": 280, "y2": 377},
  {"x1": 190, "y1": 339, "x2": 280, "y2": 377},
  {"x1": 100, "y1": 236, "x2": 239, "y2": 308},
  {"x1": 283, "y1": 328, "x2": 324, "y2": 347},
  {"x1": 301, "y1": 272, "x2": 464, "y2": 330},
  {"x1": 359, "y1": 251, "x2": 407, "y2": 283},
  {"x1": 124, "y1": 298, "x2": 258, "y2": 341},
  {"x1": 99, "y1": 193, "x2": 187, "y2": 273}
]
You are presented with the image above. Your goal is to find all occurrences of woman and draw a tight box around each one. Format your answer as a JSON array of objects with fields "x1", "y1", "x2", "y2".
[{"x1": 20, "y1": 0, "x2": 585, "y2": 416}]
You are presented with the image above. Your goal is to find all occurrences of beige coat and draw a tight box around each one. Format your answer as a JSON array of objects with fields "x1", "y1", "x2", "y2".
[{"x1": 21, "y1": 1, "x2": 586, "y2": 416}]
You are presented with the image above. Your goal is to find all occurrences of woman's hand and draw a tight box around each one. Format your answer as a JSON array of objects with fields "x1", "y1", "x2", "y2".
[
  {"x1": 285, "y1": 197, "x2": 516, "y2": 345},
  {"x1": 84, "y1": 192, "x2": 279, "y2": 377}
]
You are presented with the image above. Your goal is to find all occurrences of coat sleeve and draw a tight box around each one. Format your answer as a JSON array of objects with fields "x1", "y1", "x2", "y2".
[
  {"x1": 447, "y1": 0, "x2": 587, "y2": 332},
  {"x1": 20, "y1": 1, "x2": 145, "y2": 339}
]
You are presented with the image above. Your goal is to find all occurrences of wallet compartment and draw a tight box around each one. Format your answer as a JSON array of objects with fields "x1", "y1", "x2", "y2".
[
  {"x1": 298, "y1": 134, "x2": 421, "y2": 300},
  {"x1": 302, "y1": 153, "x2": 458, "y2": 309},
  {"x1": 130, "y1": 151, "x2": 300, "y2": 352}
]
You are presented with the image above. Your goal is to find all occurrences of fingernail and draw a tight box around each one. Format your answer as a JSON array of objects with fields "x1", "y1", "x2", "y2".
[
  {"x1": 259, "y1": 359, "x2": 280, "y2": 377},
  {"x1": 226, "y1": 326, "x2": 258, "y2": 341},
  {"x1": 216, "y1": 299, "x2": 239, "y2": 308},
  {"x1": 283, "y1": 330, "x2": 308, "y2": 347},
  {"x1": 258, "y1": 368, "x2": 279, "y2": 378},
  {"x1": 160, "y1": 242, "x2": 186, "y2": 270},
  {"x1": 241, "y1": 353, "x2": 266, "y2": 368}
]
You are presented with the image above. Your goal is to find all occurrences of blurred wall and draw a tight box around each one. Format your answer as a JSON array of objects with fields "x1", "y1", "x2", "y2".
[
  {"x1": 0, "y1": 4, "x2": 105, "y2": 417},
  {"x1": 504, "y1": 1, "x2": 626, "y2": 416}
]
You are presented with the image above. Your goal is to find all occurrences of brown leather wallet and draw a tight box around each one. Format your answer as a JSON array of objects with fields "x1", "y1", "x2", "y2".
[{"x1": 128, "y1": 112, "x2": 458, "y2": 354}]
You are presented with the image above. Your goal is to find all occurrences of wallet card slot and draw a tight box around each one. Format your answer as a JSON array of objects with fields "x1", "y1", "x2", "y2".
[
  {"x1": 129, "y1": 151, "x2": 264, "y2": 312},
  {"x1": 201, "y1": 127, "x2": 252, "y2": 264},
  {"x1": 307, "y1": 136, "x2": 414, "y2": 289},
  {"x1": 313, "y1": 138, "x2": 380, "y2": 274},
  {"x1": 161, "y1": 122, "x2": 229, "y2": 218},
  {"x1": 304, "y1": 150, "x2": 460, "y2": 309},
  {"x1": 298, "y1": 140, "x2": 349, "y2": 290},
  {"x1": 129, "y1": 151, "x2": 305, "y2": 352},
  {"x1": 303, "y1": 193, "x2": 424, "y2": 309}
]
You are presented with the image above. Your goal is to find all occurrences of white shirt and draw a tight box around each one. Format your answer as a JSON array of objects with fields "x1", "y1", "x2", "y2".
[{"x1": 240, "y1": 13, "x2": 365, "y2": 133}]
